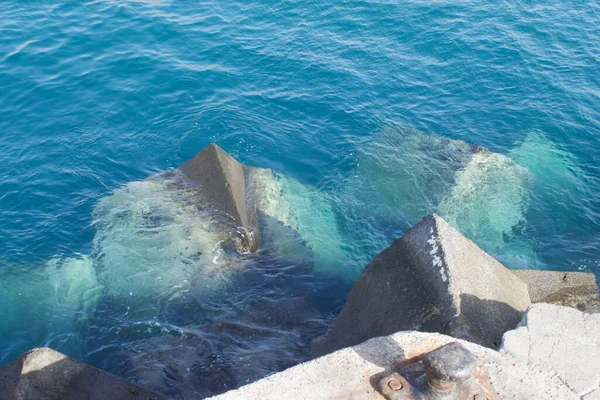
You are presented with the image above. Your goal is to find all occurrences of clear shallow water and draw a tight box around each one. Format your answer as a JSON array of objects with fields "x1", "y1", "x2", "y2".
[{"x1": 1, "y1": 0, "x2": 600, "y2": 397}]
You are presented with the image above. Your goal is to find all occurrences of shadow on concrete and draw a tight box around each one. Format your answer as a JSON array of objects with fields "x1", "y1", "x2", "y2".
[
  {"x1": 459, "y1": 294, "x2": 524, "y2": 348},
  {"x1": 351, "y1": 335, "x2": 406, "y2": 369},
  {"x1": 348, "y1": 336, "x2": 410, "y2": 394}
]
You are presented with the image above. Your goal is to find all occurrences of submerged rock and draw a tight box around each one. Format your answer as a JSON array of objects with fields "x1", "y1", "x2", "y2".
[
  {"x1": 0, "y1": 257, "x2": 103, "y2": 364},
  {"x1": 509, "y1": 130, "x2": 600, "y2": 266},
  {"x1": 124, "y1": 290, "x2": 325, "y2": 398},
  {"x1": 343, "y1": 127, "x2": 534, "y2": 268},
  {"x1": 438, "y1": 150, "x2": 531, "y2": 253},
  {"x1": 92, "y1": 143, "x2": 350, "y2": 300},
  {"x1": 509, "y1": 131, "x2": 589, "y2": 230},
  {"x1": 246, "y1": 168, "x2": 349, "y2": 278}
]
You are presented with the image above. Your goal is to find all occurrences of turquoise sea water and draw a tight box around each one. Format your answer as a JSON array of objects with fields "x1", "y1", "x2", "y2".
[{"x1": 1, "y1": 0, "x2": 600, "y2": 397}]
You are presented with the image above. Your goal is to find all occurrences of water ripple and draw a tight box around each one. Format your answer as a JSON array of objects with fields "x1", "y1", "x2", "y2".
[{"x1": 1, "y1": 0, "x2": 600, "y2": 396}]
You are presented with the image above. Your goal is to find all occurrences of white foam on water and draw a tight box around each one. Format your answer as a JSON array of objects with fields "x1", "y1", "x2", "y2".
[
  {"x1": 91, "y1": 171, "x2": 240, "y2": 299},
  {"x1": 246, "y1": 168, "x2": 298, "y2": 229},
  {"x1": 88, "y1": 165, "x2": 351, "y2": 301},
  {"x1": 246, "y1": 168, "x2": 310, "y2": 261}
]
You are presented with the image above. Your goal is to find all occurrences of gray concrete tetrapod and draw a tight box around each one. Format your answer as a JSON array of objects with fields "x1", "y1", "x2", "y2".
[
  {"x1": 179, "y1": 143, "x2": 260, "y2": 252},
  {"x1": 313, "y1": 214, "x2": 532, "y2": 355},
  {"x1": 0, "y1": 348, "x2": 165, "y2": 400}
]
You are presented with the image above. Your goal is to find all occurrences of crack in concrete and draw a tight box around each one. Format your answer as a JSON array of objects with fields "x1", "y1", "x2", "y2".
[{"x1": 579, "y1": 377, "x2": 600, "y2": 398}]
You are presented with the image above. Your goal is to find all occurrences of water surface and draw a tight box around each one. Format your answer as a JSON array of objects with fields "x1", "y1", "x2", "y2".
[{"x1": 1, "y1": 0, "x2": 600, "y2": 397}]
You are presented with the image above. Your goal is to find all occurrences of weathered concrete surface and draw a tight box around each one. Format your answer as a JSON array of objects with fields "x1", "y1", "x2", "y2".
[
  {"x1": 313, "y1": 214, "x2": 531, "y2": 355},
  {"x1": 211, "y1": 330, "x2": 578, "y2": 400},
  {"x1": 0, "y1": 347, "x2": 165, "y2": 400},
  {"x1": 180, "y1": 143, "x2": 259, "y2": 252},
  {"x1": 501, "y1": 303, "x2": 600, "y2": 398},
  {"x1": 511, "y1": 269, "x2": 600, "y2": 312}
]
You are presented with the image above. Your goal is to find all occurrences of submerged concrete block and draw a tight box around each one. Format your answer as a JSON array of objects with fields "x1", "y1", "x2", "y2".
[
  {"x1": 511, "y1": 269, "x2": 599, "y2": 312},
  {"x1": 501, "y1": 303, "x2": 600, "y2": 398},
  {"x1": 211, "y1": 331, "x2": 578, "y2": 400},
  {"x1": 0, "y1": 347, "x2": 164, "y2": 400},
  {"x1": 180, "y1": 143, "x2": 259, "y2": 252},
  {"x1": 313, "y1": 214, "x2": 531, "y2": 355}
]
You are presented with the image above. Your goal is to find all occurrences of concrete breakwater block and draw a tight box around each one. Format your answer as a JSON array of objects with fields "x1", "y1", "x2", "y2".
[
  {"x1": 511, "y1": 269, "x2": 600, "y2": 312},
  {"x1": 501, "y1": 303, "x2": 600, "y2": 399},
  {"x1": 178, "y1": 143, "x2": 350, "y2": 279},
  {"x1": 0, "y1": 347, "x2": 164, "y2": 400},
  {"x1": 180, "y1": 143, "x2": 260, "y2": 252},
  {"x1": 313, "y1": 214, "x2": 531, "y2": 355}
]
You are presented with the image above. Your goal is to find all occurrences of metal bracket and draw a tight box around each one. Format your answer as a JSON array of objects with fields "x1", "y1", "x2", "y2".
[{"x1": 377, "y1": 342, "x2": 493, "y2": 400}]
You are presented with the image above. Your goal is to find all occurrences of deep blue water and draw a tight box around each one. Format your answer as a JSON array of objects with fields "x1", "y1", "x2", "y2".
[{"x1": 1, "y1": 0, "x2": 600, "y2": 397}]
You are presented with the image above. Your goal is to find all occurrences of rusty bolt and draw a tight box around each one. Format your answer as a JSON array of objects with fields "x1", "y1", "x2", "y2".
[
  {"x1": 387, "y1": 378, "x2": 404, "y2": 391},
  {"x1": 473, "y1": 394, "x2": 490, "y2": 400}
]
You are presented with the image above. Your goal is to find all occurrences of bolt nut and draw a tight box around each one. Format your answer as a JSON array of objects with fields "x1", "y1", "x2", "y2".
[
  {"x1": 473, "y1": 394, "x2": 490, "y2": 400},
  {"x1": 387, "y1": 378, "x2": 403, "y2": 391}
]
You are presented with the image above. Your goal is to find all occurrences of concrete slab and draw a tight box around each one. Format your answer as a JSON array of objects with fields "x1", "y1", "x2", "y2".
[
  {"x1": 313, "y1": 214, "x2": 531, "y2": 355},
  {"x1": 0, "y1": 347, "x2": 164, "y2": 400},
  {"x1": 511, "y1": 269, "x2": 599, "y2": 312},
  {"x1": 180, "y1": 143, "x2": 259, "y2": 252},
  {"x1": 584, "y1": 389, "x2": 600, "y2": 400},
  {"x1": 211, "y1": 331, "x2": 577, "y2": 400},
  {"x1": 501, "y1": 303, "x2": 600, "y2": 397}
]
